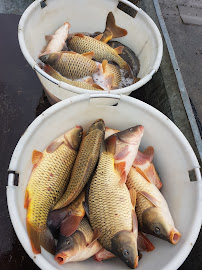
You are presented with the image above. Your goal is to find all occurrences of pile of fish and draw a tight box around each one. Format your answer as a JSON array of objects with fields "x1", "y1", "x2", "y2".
[
  {"x1": 24, "y1": 119, "x2": 181, "y2": 269},
  {"x1": 39, "y1": 12, "x2": 140, "y2": 91}
]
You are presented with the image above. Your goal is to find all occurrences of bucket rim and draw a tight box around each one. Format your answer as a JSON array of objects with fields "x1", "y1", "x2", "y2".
[
  {"x1": 7, "y1": 93, "x2": 202, "y2": 270},
  {"x1": 18, "y1": 0, "x2": 163, "y2": 94}
]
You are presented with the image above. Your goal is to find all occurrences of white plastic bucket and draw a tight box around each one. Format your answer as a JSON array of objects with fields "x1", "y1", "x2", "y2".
[
  {"x1": 18, "y1": 0, "x2": 163, "y2": 104},
  {"x1": 7, "y1": 94, "x2": 202, "y2": 270}
]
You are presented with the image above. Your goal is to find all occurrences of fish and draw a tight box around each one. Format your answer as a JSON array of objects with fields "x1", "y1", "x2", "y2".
[
  {"x1": 87, "y1": 151, "x2": 139, "y2": 269},
  {"x1": 53, "y1": 119, "x2": 105, "y2": 210},
  {"x1": 95, "y1": 60, "x2": 121, "y2": 90},
  {"x1": 24, "y1": 126, "x2": 83, "y2": 254},
  {"x1": 44, "y1": 65, "x2": 103, "y2": 90},
  {"x1": 40, "y1": 22, "x2": 70, "y2": 56},
  {"x1": 126, "y1": 167, "x2": 181, "y2": 244},
  {"x1": 108, "y1": 41, "x2": 140, "y2": 79},
  {"x1": 67, "y1": 34, "x2": 130, "y2": 71},
  {"x1": 133, "y1": 146, "x2": 162, "y2": 189},
  {"x1": 94, "y1": 232, "x2": 154, "y2": 262},
  {"x1": 47, "y1": 191, "x2": 85, "y2": 239},
  {"x1": 99, "y1": 12, "x2": 127, "y2": 43},
  {"x1": 55, "y1": 217, "x2": 102, "y2": 264},
  {"x1": 105, "y1": 125, "x2": 144, "y2": 183},
  {"x1": 39, "y1": 51, "x2": 98, "y2": 79}
]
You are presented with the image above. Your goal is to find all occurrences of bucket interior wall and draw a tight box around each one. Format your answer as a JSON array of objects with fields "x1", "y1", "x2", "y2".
[
  {"x1": 8, "y1": 95, "x2": 200, "y2": 270},
  {"x1": 22, "y1": 0, "x2": 160, "y2": 78}
]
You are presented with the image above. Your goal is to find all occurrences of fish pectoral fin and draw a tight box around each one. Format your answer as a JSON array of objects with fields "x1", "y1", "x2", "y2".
[
  {"x1": 138, "y1": 191, "x2": 159, "y2": 207},
  {"x1": 82, "y1": 52, "x2": 95, "y2": 59},
  {"x1": 132, "y1": 210, "x2": 138, "y2": 233},
  {"x1": 136, "y1": 167, "x2": 152, "y2": 184},
  {"x1": 143, "y1": 146, "x2": 154, "y2": 162},
  {"x1": 114, "y1": 161, "x2": 127, "y2": 184},
  {"x1": 60, "y1": 214, "x2": 84, "y2": 237},
  {"x1": 40, "y1": 228, "x2": 56, "y2": 255},
  {"x1": 137, "y1": 232, "x2": 155, "y2": 252},
  {"x1": 94, "y1": 34, "x2": 103, "y2": 40},
  {"x1": 74, "y1": 33, "x2": 85, "y2": 38},
  {"x1": 129, "y1": 188, "x2": 136, "y2": 208},
  {"x1": 32, "y1": 150, "x2": 43, "y2": 165},
  {"x1": 144, "y1": 164, "x2": 162, "y2": 189},
  {"x1": 114, "y1": 146, "x2": 129, "y2": 161},
  {"x1": 102, "y1": 60, "x2": 108, "y2": 73},
  {"x1": 46, "y1": 137, "x2": 64, "y2": 153},
  {"x1": 92, "y1": 84, "x2": 104, "y2": 90},
  {"x1": 87, "y1": 228, "x2": 102, "y2": 249},
  {"x1": 133, "y1": 147, "x2": 154, "y2": 166},
  {"x1": 26, "y1": 219, "x2": 41, "y2": 254},
  {"x1": 45, "y1": 35, "x2": 54, "y2": 42},
  {"x1": 114, "y1": 46, "x2": 124, "y2": 55}
]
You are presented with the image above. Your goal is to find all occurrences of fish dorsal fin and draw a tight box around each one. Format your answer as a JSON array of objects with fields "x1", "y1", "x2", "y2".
[
  {"x1": 46, "y1": 137, "x2": 64, "y2": 153},
  {"x1": 129, "y1": 188, "x2": 136, "y2": 208},
  {"x1": 114, "y1": 46, "x2": 124, "y2": 55},
  {"x1": 82, "y1": 52, "x2": 95, "y2": 59},
  {"x1": 132, "y1": 210, "x2": 138, "y2": 232},
  {"x1": 102, "y1": 60, "x2": 108, "y2": 73},
  {"x1": 114, "y1": 145, "x2": 129, "y2": 161},
  {"x1": 92, "y1": 83, "x2": 104, "y2": 90},
  {"x1": 94, "y1": 34, "x2": 103, "y2": 40},
  {"x1": 137, "y1": 232, "x2": 155, "y2": 252},
  {"x1": 32, "y1": 150, "x2": 43, "y2": 165},
  {"x1": 45, "y1": 35, "x2": 54, "y2": 42},
  {"x1": 87, "y1": 229, "x2": 102, "y2": 248},
  {"x1": 136, "y1": 167, "x2": 152, "y2": 184},
  {"x1": 138, "y1": 191, "x2": 159, "y2": 207},
  {"x1": 114, "y1": 161, "x2": 127, "y2": 184},
  {"x1": 60, "y1": 214, "x2": 83, "y2": 236},
  {"x1": 75, "y1": 33, "x2": 85, "y2": 38}
]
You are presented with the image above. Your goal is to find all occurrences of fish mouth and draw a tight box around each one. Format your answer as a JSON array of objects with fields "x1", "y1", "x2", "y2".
[
  {"x1": 55, "y1": 253, "x2": 69, "y2": 265},
  {"x1": 134, "y1": 255, "x2": 139, "y2": 268},
  {"x1": 170, "y1": 229, "x2": 181, "y2": 244}
]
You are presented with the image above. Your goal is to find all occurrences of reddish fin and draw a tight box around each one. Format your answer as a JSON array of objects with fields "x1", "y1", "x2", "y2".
[
  {"x1": 114, "y1": 146, "x2": 129, "y2": 161},
  {"x1": 82, "y1": 52, "x2": 95, "y2": 59},
  {"x1": 129, "y1": 188, "x2": 136, "y2": 208},
  {"x1": 87, "y1": 228, "x2": 102, "y2": 248},
  {"x1": 60, "y1": 214, "x2": 83, "y2": 237},
  {"x1": 143, "y1": 147, "x2": 154, "y2": 161},
  {"x1": 105, "y1": 74, "x2": 115, "y2": 90},
  {"x1": 105, "y1": 12, "x2": 127, "y2": 39},
  {"x1": 93, "y1": 248, "x2": 115, "y2": 262},
  {"x1": 32, "y1": 150, "x2": 43, "y2": 165},
  {"x1": 102, "y1": 60, "x2": 108, "y2": 73},
  {"x1": 132, "y1": 210, "x2": 138, "y2": 232},
  {"x1": 137, "y1": 232, "x2": 155, "y2": 252},
  {"x1": 44, "y1": 65, "x2": 55, "y2": 76},
  {"x1": 114, "y1": 161, "x2": 127, "y2": 184},
  {"x1": 75, "y1": 33, "x2": 85, "y2": 38},
  {"x1": 136, "y1": 167, "x2": 152, "y2": 184},
  {"x1": 139, "y1": 191, "x2": 159, "y2": 207},
  {"x1": 40, "y1": 228, "x2": 56, "y2": 255},
  {"x1": 94, "y1": 34, "x2": 103, "y2": 40},
  {"x1": 24, "y1": 189, "x2": 30, "y2": 209},
  {"x1": 46, "y1": 138, "x2": 64, "y2": 153},
  {"x1": 84, "y1": 77, "x2": 94, "y2": 84},
  {"x1": 114, "y1": 46, "x2": 124, "y2": 55},
  {"x1": 26, "y1": 219, "x2": 41, "y2": 254},
  {"x1": 92, "y1": 83, "x2": 104, "y2": 90},
  {"x1": 144, "y1": 163, "x2": 162, "y2": 189}
]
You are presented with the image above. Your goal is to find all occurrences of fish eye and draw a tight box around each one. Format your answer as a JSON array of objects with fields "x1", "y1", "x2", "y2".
[
  {"x1": 155, "y1": 227, "x2": 161, "y2": 234},
  {"x1": 129, "y1": 128, "x2": 133, "y2": 131},
  {"x1": 123, "y1": 249, "x2": 129, "y2": 257},
  {"x1": 66, "y1": 240, "x2": 71, "y2": 245}
]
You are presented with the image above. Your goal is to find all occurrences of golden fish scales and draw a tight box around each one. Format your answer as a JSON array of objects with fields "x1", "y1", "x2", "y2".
[
  {"x1": 88, "y1": 152, "x2": 133, "y2": 251},
  {"x1": 54, "y1": 128, "x2": 104, "y2": 209},
  {"x1": 52, "y1": 52, "x2": 98, "y2": 79},
  {"x1": 78, "y1": 217, "x2": 94, "y2": 243},
  {"x1": 26, "y1": 143, "x2": 77, "y2": 231},
  {"x1": 68, "y1": 36, "x2": 128, "y2": 70},
  {"x1": 126, "y1": 168, "x2": 174, "y2": 228}
]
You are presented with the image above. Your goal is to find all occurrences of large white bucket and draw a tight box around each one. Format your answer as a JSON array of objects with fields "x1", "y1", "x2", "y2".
[
  {"x1": 18, "y1": 0, "x2": 163, "y2": 104},
  {"x1": 7, "y1": 94, "x2": 201, "y2": 270}
]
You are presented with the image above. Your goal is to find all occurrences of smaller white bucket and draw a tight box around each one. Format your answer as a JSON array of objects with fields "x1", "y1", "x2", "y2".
[
  {"x1": 18, "y1": 0, "x2": 163, "y2": 104},
  {"x1": 7, "y1": 94, "x2": 201, "y2": 270}
]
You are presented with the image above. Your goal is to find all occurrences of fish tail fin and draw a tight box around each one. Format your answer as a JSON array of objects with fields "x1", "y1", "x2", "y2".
[
  {"x1": 105, "y1": 12, "x2": 127, "y2": 40},
  {"x1": 26, "y1": 219, "x2": 41, "y2": 254},
  {"x1": 137, "y1": 232, "x2": 155, "y2": 252},
  {"x1": 40, "y1": 228, "x2": 56, "y2": 255}
]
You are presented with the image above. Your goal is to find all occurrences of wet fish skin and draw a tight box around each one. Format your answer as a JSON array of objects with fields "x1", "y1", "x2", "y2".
[
  {"x1": 126, "y1": 167, "x2": 181, "y2": 244},
  {"x1": 39, "y1": 51, "x2": 98, "y2": 79},
  {"x1": 88, "y1": 151, "x2": 139, "y2": 268},
  {"x1": 44, "y1": 65, "x2": 103, "y2": 90},
  {"x1": 24, "y1": 126, "x2": 83, "y2": 254},
  {"x1": 68, "y1": 34, "x2": 129, "y2": 71},
  {"x1": 55, "y1": 217, "x2": 102, "y2": 264},
  {"x1": 53, "y1": 119, "x2": 105, "y2": 210},
  {"x1": 40, "y1": 22, "x2": 70, "y2": 56}
]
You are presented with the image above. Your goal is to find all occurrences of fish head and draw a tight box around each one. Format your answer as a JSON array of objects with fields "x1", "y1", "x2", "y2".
[
  {"x1": 39, "y1": 53, "x2": 61, "y2": 65},
  {"x1": 87, "y1": 119, "x2": 105, "y2": 134},
  {"x1": 55, "y1": 231, "x2": 86, "y2": 264},
  {"x1": 142, "y1": 207, "x2": 181, "y2": 244},
  {"x1": 117, "y1": 125, "x2": 144, "y2": 145},
  {"x1": 111, "y1": 231, "x2": 138, "y2": 269},
  {"x1": 64, "y1": 126, "x2": 83, "y2": 151}
]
